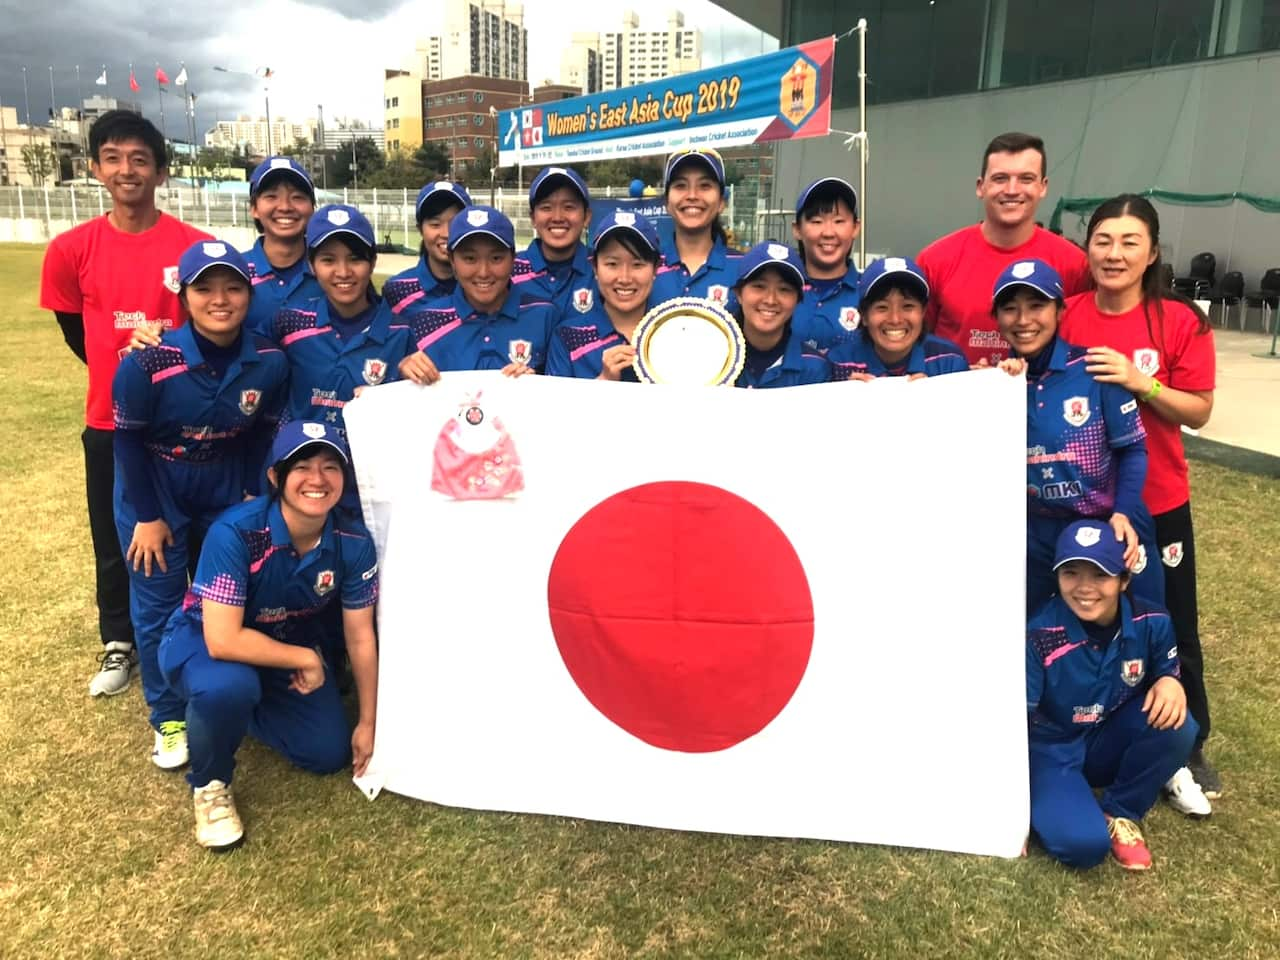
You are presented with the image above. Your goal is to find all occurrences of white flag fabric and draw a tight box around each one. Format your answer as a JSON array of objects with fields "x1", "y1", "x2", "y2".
[
  {"x1": 175, "y1": 66, "x2": 188, "y2": 86},
  {"x1": 345, "y1": 371, "x2": 1029, "y2": 858},
  {"x1": 95, "y1": 68, "x2": 107, "y2": 86}
]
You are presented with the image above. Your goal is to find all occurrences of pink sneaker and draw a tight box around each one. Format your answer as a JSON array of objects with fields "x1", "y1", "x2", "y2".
[{"x1": 1105, "y1": 815, "x2": 1152, "y2": 871}]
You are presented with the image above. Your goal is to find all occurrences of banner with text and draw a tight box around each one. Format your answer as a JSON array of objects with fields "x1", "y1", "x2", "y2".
[
  {"x1": 346, "y1": 372, "x2": 1029, "y2": 858},
  {"x1": 498, "y1": 36, "x2": 835, "y2": 167}
]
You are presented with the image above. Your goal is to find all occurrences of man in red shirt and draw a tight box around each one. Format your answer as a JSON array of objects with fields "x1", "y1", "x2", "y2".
[
  {"x1": 40, "y1": 110, "x2": 212, "y2": 697},
  {"x1": 917, "y1": 132, "x2": 1090, "y2": 366}
]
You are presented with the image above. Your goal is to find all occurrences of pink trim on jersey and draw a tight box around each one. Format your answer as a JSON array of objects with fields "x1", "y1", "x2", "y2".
[
  {"x1": 248, "y1": 543, "x2": 290, "y2": 575},
  {"x1": 1043, "y1": 640, "x2": 1085, "y2": 668},
  {"x1": 1130, "y1": 612, "x2": 1166, "y2": 623},
  {"x1": 391, "y1": 290, "x2": 425, "y2": 314},
  {"x1": 570, "y1": 334, "x2": 622, "y2": 362},
  {"x1": 280, "y1": 326, "x2": 330, "y2": 347},
  {"x1": 510, "y1": 272, "x2": 542, "y2": 285},
  {"x1": 256, "y1": 346, "x2": 284, "y2": 356},
  {"x1": 251, "y1": 275, "x2": 273, "y2": 286},
  {"x1": 656, "y1": 264, "x2": 682, "y2": 275},
  {"x1": 418, "y1": 319, "x2": 462, "y2": 350},
  {"x1": 152, "y1": 364, "x2": 188, "y2": 384}
]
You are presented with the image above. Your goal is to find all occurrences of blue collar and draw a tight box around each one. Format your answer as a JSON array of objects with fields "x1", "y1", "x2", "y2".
[
  {"x1": 266, "y1": 496, "x2": 335, "y2": 551},
  {"x1": 803, "y1": 266, "x2": 860, "y2": 295},
  {"x1": 246, "y1": 237, "x2": 314, "y2": 278},
  {"x1": 171, "y1": 320, "x2": 262, "y2": 369},
  {"x1": 1055, "y1": 593, "x2": 1137, "y2": 648},
  {"x1": 661, "y1": 235, "x2": 729, "y2": 273},
  {"x1": 315, "y1": 296, "x2": 392, "y2": 344},
  {"x1": 449, "y1": 284, "x2": 521, "y2": 323},
  {"x1": 415, "y1": 255, "x2": 452, "y2": 294},
  {"x1": 522, "y1": 239, "x2": 590, "y2": 277},
  {"x1": 856, "y1": 329, "x2": 928, "y2": 376}
]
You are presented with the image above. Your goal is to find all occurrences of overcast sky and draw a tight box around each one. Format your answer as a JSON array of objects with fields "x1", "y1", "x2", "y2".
[{"x1": 0, "y1": 0, "x2": 776, "y2": 141}]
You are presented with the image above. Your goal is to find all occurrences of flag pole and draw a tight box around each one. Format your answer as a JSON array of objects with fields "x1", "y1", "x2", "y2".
[
  {"x1": 156, "y1": 66, "x2": 167, "y2": 143},
  {"x1": 48, "y1": 65, "x2": 56, "y2": 119},
  {"x1": 76, "y1": 64, "x2": 86, "y2": 177},
  {"x1": 857, "y1": 18, "x2": 867, "y2": 270}
]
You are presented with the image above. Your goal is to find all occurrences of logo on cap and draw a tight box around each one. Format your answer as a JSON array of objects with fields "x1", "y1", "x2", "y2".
[
  {"x1": 1074, "y1": 525, "x2": 1102, "y2": 547},
  {"x1": 202, "y1": 242, "x2": 227, "y2": 258},
  {"x1": 302, "y1": 423, "x2": 327, "y2": 439},
  {"x1": 466, "y1": 209, "x2": 489, "y2": 226},
  {"x1": 1012, "y1": 261, "x2": 1036, "y2": 279},
  {"x1": 883, "y1": 256, "x2": 908, "y2": 272},
  {"x1": 270, "y1": 158, "x2": 292, "y2": 171},
  {"x1": 614, "y1": 211, "x2": 636, "y2": 227},
  {"x1": 767, "y1": 243, "x2": 790, "y2": 260},
  {"x1": 549, "y1": 166, "x2": 566, "y2": 176},
  {"x1": 435, "y1": 181, "x2": 454, "y2": 192},
  {"x1": 328, "y1": 209, "x2": 350, "y2": 225}
]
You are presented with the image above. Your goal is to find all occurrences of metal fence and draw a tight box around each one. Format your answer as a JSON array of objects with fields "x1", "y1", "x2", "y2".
[{"x1": 0, "y1": 183, "x2": 773, "y2": 250}]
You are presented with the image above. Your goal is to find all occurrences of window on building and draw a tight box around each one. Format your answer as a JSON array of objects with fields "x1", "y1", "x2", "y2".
[
  {"x1": 474, "y1": 91, "x2": 485, "y2": 103},
  {"x1": 1153, "y1": 0, "x2": 1218, "y2": 64},
  {"x1": 392, "y1": 96, "x2": 400, "y2": 107},
  {"x1": 928, "y1": 0, "x2": 986, "y2": 96},
  {"x1": 1219, "y1": 0, "x2": 1280, "y2": 54},
  {"x1": 474, "y1": 137, "x2": 485, "y2": 148},
  {"x1": 989, "y1": 0, "x2": 1093, "y2": 88},
  {"x1": 474, "y1": 115, "x2": 484, "y2": 126},
  {"x1": 1088, "y1": 1, "x2": 1160, "y2": 74}
]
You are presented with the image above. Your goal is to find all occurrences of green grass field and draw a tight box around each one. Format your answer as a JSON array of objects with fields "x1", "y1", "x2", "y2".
[{"x1": 1, "y1": 242, "x2": 1278, "y2": 958}]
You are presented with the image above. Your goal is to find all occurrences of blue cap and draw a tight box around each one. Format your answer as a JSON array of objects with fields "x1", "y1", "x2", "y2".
[
  {"x1": 178, "y1": 240, "x2": 252, "y2": 286},
  {"x1": 664, "y1": 148, "x2": 726, "y2": 192},
  {"x1": 858, "y1": 255, "x2": 930, "y2": 305},
  {"x1": 306, "y1": 204, "x2": 376, "y2": 251},
  {"x1": 416, "y1": 180, "x2": 472, "y2": 222},
  {"x1": 794, "y1": 177, "x2": 858, "y2": 219},
  {"x1": 249, "y1": 156, "x2": 315, "y2": 199},
  {"x1": 735, "y1": 241, "x2": 806, "y2": 297},
  {"x1": 268, "y1": 420, "x2": 350, "y2": 469},
  {"x1": 1053, "y1": 520, "x2": 1127, "y2": 577},
  {"x1": 993, "y1": 259, "x2": 1064, "y2": 303},
  {"x1": 529, "y1": 166, "x2": 590, "y2": 206},
  {"x1": 589, "y1": 209, "x2": 660, "y2": 257},
  {"x1": 447, "y1": 205, "x2": 516, "y2": 252}
]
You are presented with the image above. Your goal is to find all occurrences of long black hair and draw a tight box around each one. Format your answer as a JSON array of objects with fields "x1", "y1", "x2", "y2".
[
  {"x1": 664, "y1": 155, "x2": 729, "y2": 246},
  {"x1": 1085, "y1": 195, "x2": 1211, "y2": 355}
]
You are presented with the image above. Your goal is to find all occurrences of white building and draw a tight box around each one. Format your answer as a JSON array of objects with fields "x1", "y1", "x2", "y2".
[
  {"x1": 437, "y1": 0, "x2": 528, "y2": 82},
  {"x1": 560, "y1": 33, "x2": 603, "y2": 94},
  {"x1": 407, "y1": 36, "x2": 443, "y2": 82},
  {"x1": 600, "y1": 11, "x2": 702, "y2": 90},
  {"x1": 320, "y1": 125, "x2": 386, "y2": 151},
  {"x1": 204, "y1": 116, "x2": 318, "y2": 156}
]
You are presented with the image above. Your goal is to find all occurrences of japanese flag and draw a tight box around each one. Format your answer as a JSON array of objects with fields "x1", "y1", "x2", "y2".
[{"x1": 345, "y1": 372, "x2": 1029, "y2": 858}]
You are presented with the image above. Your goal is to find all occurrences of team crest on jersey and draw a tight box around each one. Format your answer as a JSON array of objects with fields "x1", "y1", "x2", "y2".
[
  {"x1": 1133, "y1": 544, "x2": 1148, "y2": 574},
  {"x1": 707, "y1": 285, "x2": 729, "y2": 305},
  {"x1": 362, "y1": 358, "x2": 388, "y2": 385},
  {"x1": 838, "y1": 307, "x2": 860, "y2": 331},
  {"x1": 508, "y1": 339, "x2": 533, "y2": 365},
  {"x1": 314, "y1": 570, "x2": 336, "y2": 596},
  {"x1": 1161, "y1": 541, "x2": 1184, "y2": 568},
  {"x1": 1063, "y1": 396, "x2": 1091, "y2": 427},
  {"x1": 162, "y1": 266, "x2": 180, "y2": 294},
  {"x1": 1120, "y1": 658, "x2": 1145, "y2": 687},
  {"x1": 1133, "y1": 348, "x2": 1160, "y2": 376},
  {"x1": 572, "y1": 288, "x2": 593, "y2": 313},
  {"x1": 238, "y1": 389, "x2": 261, "y2": 415}
]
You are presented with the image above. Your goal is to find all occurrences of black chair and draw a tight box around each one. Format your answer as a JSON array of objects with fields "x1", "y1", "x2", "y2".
[
  {"x1": 1245, "y1": 268, "x2": 1280, "y2": 335},
  {"x1": 1206, "y1": 271, "x2": 1245, "y2": 329},
  {"x1": 1174, "y1": 251, "x2": 1216, "y2": 299}
]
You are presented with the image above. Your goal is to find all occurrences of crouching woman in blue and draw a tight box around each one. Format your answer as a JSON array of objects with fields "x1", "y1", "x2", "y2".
[
  {"x1": 546, "y1": 209, "x2": 660, "y2": 381},
  {"x1": 113, "y1": 240, "x2": 288, "y2": 771},
  {"x1": 158, "y1": 422, "x2": 378, "y2": 851},
  {"x1": 826, "y1": 256, "x2": 968, "y2": 380},
  {"x1": 992, "y1": 258, "x2": 1163, "y2": 613},
  {"x1": 731, "y1": 242, "x2": 830, "y2": 388},
  {"x1": 1028, "y1": 519, "x2": 1195, "y2": 871}
]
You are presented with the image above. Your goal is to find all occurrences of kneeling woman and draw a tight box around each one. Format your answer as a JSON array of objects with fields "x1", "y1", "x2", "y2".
[
  {"x1": 732, "y1": 241, "x2": 830, "y2": 388},
  {"x1": 1028, "y1": 519, "x2": 1194, "y2": 871},
  {"x1": 546, "y1": 209, "x2": 660, "y2": 381},
  {"x1": 113, "y1": 241, "x2": 288, "y2": 771},
  {"x1": 992, "y1": 258, "x2": 1163, "y2": 613},
  {"x1": 158, "y1": 421, "x2": 378, "y2": 851},
  {"x1": 826, "y1": 256, "x2": 967, "y2": 380}
]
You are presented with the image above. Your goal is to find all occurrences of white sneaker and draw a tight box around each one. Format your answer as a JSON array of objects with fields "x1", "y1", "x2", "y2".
[
  {"x1": 193, "y1": 780, "x2": 244, "y2": 851},
  {"x1": 151, "y1": 721, "x2": 189, "y2": 771},
  {"x1": 88, "y1": 642, "x2": 137, "y2": 697},
  {"x1": 1164, "y1": 766, "x2": 1212, "y2": 818}
]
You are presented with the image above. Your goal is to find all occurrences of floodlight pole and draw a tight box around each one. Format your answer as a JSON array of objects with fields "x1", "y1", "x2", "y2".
[{"x1": 857, "y1": 18, "x2": 867, "y2": 269}]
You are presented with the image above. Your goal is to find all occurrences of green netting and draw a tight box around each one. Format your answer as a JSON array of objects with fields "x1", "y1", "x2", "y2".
[{"x1": 1050, "y1": 191, "x2": 1280, "y2": 232}]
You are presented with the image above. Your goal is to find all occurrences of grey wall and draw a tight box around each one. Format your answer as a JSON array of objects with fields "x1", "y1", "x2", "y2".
[{"x1": 774, "y1": 51, "x2": 1280, "y2": 286}]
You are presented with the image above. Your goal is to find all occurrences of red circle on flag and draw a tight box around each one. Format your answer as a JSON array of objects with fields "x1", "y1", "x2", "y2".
[{"x1": 547, "y1": 481, "x2": 814, "y2": 753}]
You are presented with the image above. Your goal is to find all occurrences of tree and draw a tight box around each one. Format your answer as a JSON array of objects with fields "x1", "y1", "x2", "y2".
[
  {"x1": 332, "y1": 137, "x2": 385, "y2": 188},
  {"x1": 20, "y1": 143, "x2": 58, "y2": 186},
  {"x1": 196, "y1": 146, "x2": 234, "y2": 184},
  {"x1": 412, "y1": 141, "x2": 450, "y2": 179}
]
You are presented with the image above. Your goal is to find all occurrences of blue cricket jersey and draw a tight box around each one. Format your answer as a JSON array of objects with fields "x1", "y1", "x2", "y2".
[
  {"x1": 164, "y1": 496, "x2": 378, "y2": 651},
  {"x1": 112, "y1": 323, "x2": 289, "y2": 520},
  {"x1": 512, "y1": 240, "x2": 594, "y2": 316},
  {"x1": 1027, "y1": 593, "x2": 1179, "y2": 744},
  {"x1": 382, "y1": 255, "x2": 456, "y2": 317},
  {"x1": 273, "y1": 296, "x2": 415, "y2": 436},
  {"x1": 407, "y1": 285, "x2": 559, "y2": 372},
  {"x1": 827, "y1": 331, "x2": 969, "y2": 379},
  {"x1": 243, "y1": 239, "x2": 322, "y2": 339},
  {"x1": 652, "y1": 236, "x2": 743, "y2": 312},
  {"x1": 545, "y1": 300, "x2": 640, "y2": 380},
  {"x1": 735, "y1": 327, "x2": 831, "y2": 388},
  {"x1": 1025, "y1": 338, "x2": 1147, "y2": 519},
  {"x1": 792, "y1": 269, "x2": 862, "y2": 349}
]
